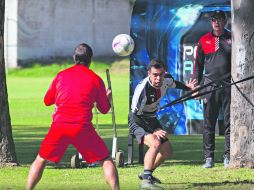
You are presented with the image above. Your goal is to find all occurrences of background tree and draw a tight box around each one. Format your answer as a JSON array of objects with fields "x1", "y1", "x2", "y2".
[
  {"x1": 230, "y1": 0, "x2": 254, "y2": 168},
  {"x1": 0, "y1": 0, "x2": 18, "y2": 166}
]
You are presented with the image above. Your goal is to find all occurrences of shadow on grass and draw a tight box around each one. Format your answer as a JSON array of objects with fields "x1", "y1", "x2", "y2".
[
  {"x1": 13, "y1": 124, "x2": 129, "y2": 165},
  {"x1": 12, "y1": 124, "x2": 224, "y2": 166},
  {"x1": 165, "y1": 180, "x2": 254, "y2": 189},
  {"x1": 161, "y1": 160, "x2": 204, "y2": 166},
  {"x1": 192, "y1": 180, "x2": 254, "y2": 186}
]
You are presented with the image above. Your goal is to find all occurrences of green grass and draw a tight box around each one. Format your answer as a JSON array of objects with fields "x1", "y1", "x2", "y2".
[
  {"x1": 7, "y1": 58, "x2": 129, "y2": 125},
  {"x1": 7, "y1": 59, "x2": 111, "y2": 77},
  {"x1": 2, "y1": 59, "x2": 254, "y2": 190}
]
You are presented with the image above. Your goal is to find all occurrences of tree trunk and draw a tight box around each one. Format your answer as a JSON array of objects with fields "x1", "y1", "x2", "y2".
[
  {"x1": 0, "y1": 0, "x2": 19, "y2": 166},
  {"x1": 230, "y1": 0, "x2": 254, "y2": 168}
]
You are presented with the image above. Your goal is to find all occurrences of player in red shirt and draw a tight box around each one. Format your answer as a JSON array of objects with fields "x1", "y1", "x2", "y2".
[{"x1": 26, "y1": 43, "x2": 119, "y2": 190}]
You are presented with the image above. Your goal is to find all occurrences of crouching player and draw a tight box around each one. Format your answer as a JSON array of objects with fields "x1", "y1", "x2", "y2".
[
  {"x1": 129, "y1": 59, "x2": 196, "y2": 189},
  {"x1": 26, "y1": 43, "x2": 119, "y2": 190}
]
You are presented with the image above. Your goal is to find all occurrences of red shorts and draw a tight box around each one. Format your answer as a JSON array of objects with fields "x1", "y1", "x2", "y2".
[{"x1": 39, "y1": 123, "x2": 110, "y2": 163}]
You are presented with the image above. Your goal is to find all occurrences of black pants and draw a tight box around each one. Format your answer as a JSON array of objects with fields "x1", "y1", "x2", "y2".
[{"x1": 203, "y1": 87, "x2": 231, "y2": 159}]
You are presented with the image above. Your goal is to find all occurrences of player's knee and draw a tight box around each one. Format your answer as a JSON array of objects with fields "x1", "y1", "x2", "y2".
[
  {"x1": 102, "y1": 159, "x2": 118, "y2": 182},
  {"x1": 150, "y1": 138, "x2": 161, "y2": 150},
  {"x1": 101, "y1": 157, "x2": 114, "y2": 167},
  {"x1": 34, "y1": 155, "x2": 47, "y2": 167}
]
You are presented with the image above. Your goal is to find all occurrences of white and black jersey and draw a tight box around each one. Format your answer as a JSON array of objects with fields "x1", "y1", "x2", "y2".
[
  {"x1": 131, "y1": 74, "x2": 190, "y2": 117},
  {"x1": 129, "y1": 74, "x2": 190, "y2": 141}
]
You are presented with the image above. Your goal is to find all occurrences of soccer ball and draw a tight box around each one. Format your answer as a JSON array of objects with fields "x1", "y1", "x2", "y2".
[{"x1": 112, "y1": 34, "x2": 134, "y2": 56}]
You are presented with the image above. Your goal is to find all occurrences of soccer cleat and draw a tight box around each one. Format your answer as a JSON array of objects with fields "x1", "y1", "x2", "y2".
[
  {"x1": 203, "y1": 157, "x2": 214, "y2": 168},
  {"x1": 140, "y1": 179, "x2": 164, "y2": 190},
  {"x1": 223, "y1": 156, "x2": 230, "y2": 168},
  {"x1": 138, "y1": 173, "x2": 162, "y2": 184}
]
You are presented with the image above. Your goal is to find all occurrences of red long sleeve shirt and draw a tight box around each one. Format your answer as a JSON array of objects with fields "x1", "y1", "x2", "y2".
[
  {"x1": 193, "y1": 30, "x2": 231, "y2": 84},
  {"x1": 44, "y1": 64, "x2": 110, "y2": 126}
]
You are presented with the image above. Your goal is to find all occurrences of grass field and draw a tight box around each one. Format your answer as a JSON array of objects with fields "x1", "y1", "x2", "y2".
[{"x1": 2, "y1": 59, "x2": 254, "y2": 190}]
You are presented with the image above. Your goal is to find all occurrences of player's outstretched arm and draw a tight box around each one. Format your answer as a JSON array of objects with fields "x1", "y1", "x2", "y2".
[{"x1": 174, "y1": 78, "x2": 197, "y2": 91}]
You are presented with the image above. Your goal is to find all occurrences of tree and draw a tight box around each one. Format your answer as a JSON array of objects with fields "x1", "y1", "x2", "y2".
[
  {"x1": 0, "y1": 0, "x2": 18, "y2": 166},
  {"x1": 230, "y1": 0, "x2": 254, "y2": 168}
]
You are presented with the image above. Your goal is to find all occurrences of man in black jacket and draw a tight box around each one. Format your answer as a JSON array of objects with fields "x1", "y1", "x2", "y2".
[{"x1": 193, "y1": 10, "x2": 231, "y2": 168}]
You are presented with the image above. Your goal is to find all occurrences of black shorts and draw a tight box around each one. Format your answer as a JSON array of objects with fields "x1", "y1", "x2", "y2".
[{"x1": 128, "y1": 112, "x2": 168, "y2": 144}]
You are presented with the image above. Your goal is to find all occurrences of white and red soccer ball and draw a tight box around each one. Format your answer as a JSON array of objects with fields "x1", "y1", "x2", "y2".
[{"x1": 112, "y1": 34, "x2": 135, "y2": 56}]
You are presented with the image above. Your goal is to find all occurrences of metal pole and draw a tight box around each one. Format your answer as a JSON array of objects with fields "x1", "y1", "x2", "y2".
[
  {"x1": 106, "y1": 69, "x2": 117, "y2": 137},
  {"x1": 106, "y1": 69, "x2": 118, "y2": 159}
]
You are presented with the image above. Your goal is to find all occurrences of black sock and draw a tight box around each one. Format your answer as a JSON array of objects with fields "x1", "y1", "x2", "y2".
[{"x1": 143, "y1": 169, "x2": 153, "y2": 179}]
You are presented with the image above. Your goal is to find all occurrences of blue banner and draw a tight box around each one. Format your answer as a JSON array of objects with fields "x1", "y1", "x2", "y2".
[{"x1": 130, "y1": 0, "x2": 230, "y2": 134}]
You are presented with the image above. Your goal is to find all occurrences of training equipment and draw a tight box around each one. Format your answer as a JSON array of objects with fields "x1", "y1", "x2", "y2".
[
  {"x1": 160, "y1": 74, "x2": 254, "y2": 110},
  {"x1": 112, "y1": 34, "x2": 134, "y2": 56},
  {"x1": 127, "y1": 133, "x2": 144, "y2": 166},
  {"x1": 106, "y1": 69, "x2": 124, "y2": 167}
]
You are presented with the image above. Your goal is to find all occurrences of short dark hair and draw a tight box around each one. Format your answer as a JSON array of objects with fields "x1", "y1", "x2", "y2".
[
  {"x1": 147, "y1": 59, "x2": 166, "y2": 70},
  {"x1": 73, "y1": 43, "x2": 93, "y2": 65}
]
